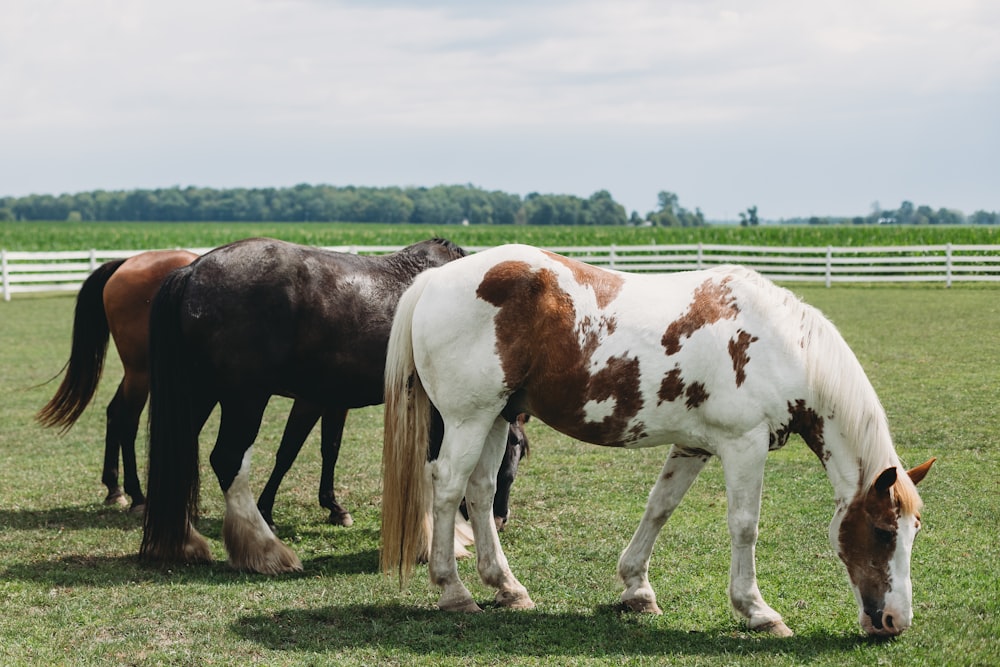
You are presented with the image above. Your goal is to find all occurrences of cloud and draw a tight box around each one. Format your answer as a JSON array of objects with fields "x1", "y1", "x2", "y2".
[{"x1": 1, "y1": 0, "x2": 997, "y2": 217}]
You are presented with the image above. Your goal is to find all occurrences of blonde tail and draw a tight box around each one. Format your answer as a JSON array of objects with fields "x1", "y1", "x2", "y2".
[{"x1": 380, "y1": 273, "x2": 433, "y2": 584}]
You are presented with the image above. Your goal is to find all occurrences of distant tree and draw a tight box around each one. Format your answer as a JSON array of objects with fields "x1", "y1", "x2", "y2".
[
  {"x1": 739, "y1": 206, "x2": 759, "y2": 227},
  {"x1": 897, "y1": 200, "x2": 915, "y2": 225},
  {"x1": 646, "y1": 190, "x2": 680, "y2": 227},
  {"x1": 969, "y1": 210, "x2": 999, "y2": 225},
  {"x1": 934, "y1": 207, "x2": 964, "y2": 225},
  {"x1": 585, "y1": 190, "x2": 628, "y2": 226}
]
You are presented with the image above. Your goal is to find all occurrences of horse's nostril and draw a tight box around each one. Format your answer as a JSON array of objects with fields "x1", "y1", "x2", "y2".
[{"x1": 884, "y1": 614, "x2": 894, "y2": 629}]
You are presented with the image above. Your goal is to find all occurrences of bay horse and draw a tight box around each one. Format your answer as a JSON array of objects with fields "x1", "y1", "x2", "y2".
[
  {"x1": 37, "y1": 248, "x2": 528, "y2": 531},
  {"x1": 138, "y1": 237, "x2": 527, "y2": 574},
  {"x1": 37, "y1": 250, "x2": 199, "y2": 511},
  {"x1": 380, "y1": 244, "x2": 935, "y2": 637}
]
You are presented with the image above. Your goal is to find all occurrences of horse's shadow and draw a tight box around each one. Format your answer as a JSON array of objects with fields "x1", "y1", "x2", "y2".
[
  {"x1": 0, "y1": 504, "x2": 140, "y2": 532},
  {"x1": 231, "y1": 602, "x2": 869, "y2": 659},
  {"x1": 0, "y1": 504, "x2": 379, "y2": 585}
]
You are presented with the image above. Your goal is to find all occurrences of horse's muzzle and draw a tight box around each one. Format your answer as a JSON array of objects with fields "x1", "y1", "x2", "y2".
[{"x1": 862, "y1": 606, "x2": 909, "y2": 637}]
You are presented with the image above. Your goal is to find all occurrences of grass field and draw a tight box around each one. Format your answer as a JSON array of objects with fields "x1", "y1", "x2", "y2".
[
  {"x1": 0, "y1": 270, "x2": 997, "y2": 663},
  {"x1": 2, "y1": 220, "x2": 999, "y2": 252}
]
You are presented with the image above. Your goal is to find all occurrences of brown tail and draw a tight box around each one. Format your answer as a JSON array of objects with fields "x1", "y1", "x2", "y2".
[
  {"x1": 36, "y1": 258, "x2": 127, "y2": 431},
  {"x1": 380, "y1": 273, "x2": 433, "y2": 584}
]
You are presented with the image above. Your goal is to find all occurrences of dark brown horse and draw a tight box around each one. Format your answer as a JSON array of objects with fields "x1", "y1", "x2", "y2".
[
  {"x1": 38, "y1": 246, "x2": 528, "y2": 535},
  {"x1": 139, "y1": 237, "x2": 525, "y2": 573}
]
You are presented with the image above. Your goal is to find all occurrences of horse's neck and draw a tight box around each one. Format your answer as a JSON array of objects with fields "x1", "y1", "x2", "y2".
[{"x1": 820, "y1": 416, "x2": 898, "y2": 504}]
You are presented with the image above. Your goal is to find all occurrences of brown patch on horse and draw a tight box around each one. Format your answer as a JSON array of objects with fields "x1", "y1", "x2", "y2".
[
  {"x1": 477, "y1": 260, "x2": 643, "y2": 447},
  {"x1": 837, "y1": 468, "x2": 900, "y2": 623},
  {"x1": 662, "y1": 276, "x2": 738, "y2": 356},
  {"x1": 671, "y1": 446, "x2": 713, "y2": 459},
  {"x1": 657, "y1": 367, "x2": 710, "y2": 410},
  {"x1": 728, "y1": 329, "x2": 759, "y2": 387},
  {"x1": 770, "y1": 400, "x2": 829, "y2": 463},
  {"x1": 658, "y1": 367, "x2": 685, "y2": 404},
  {"x1": 543, "y1": 250, "x2": 624, "y2": 309},
  {"x1": 684, "y1": 382, "x2": 709, "y2": 409},
  {"x1": 789, "y1": 399, "x2": 829, "y2": 464}
]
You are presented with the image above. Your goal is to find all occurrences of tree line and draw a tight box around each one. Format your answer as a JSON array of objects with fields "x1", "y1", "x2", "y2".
[
  {"x1": 0, "y1": 184, "x2": 707, "y2": 227},
  {"x1": 0, "y1": 185, "x2": 994, "y2": 225},
  {"x1": 781, "y1": 200, "x2": 999, "y2": 226}
]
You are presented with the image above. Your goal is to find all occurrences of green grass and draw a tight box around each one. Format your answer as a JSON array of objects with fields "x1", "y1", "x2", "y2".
[
  {"x1": 0, "y1": 284, "x2": 997, "y2": 665},
  {"x1": 2, "y1": 220, "x2": 999, "y2": 252}
]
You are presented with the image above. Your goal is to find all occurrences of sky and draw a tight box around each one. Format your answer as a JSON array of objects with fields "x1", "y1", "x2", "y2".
[{"x1": 2, "y1": 0, "x2": 998, "y2": 221}]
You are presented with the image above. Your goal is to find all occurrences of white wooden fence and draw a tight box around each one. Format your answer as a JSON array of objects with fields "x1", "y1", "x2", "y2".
[{"x1": 3, "y1": 243, "x2": 1000, "y2": 301}]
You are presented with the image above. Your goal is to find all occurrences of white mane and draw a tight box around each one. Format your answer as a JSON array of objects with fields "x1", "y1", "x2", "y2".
[{"x1": 795, "y1": 292, "x2": 900, "y2": 488}]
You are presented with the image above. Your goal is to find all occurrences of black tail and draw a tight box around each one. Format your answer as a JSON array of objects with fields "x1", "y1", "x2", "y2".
[
  {"x1": 36, "y1": 258, "x2": 128, "y2": 431},
  {"x1": 139, "y1": 267, "x2": 202, "y2": 563}
]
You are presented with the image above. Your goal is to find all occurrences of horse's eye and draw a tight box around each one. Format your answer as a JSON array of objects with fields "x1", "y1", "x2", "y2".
[{"x1": 873, "y1": 526, "x2": 894, "y2": 543}]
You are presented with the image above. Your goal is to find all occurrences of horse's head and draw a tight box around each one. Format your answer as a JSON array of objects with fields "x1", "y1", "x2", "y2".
[
  {"x1": 493, "y1": 414, "x2": 530, "y2": 531},
  {"x1": 405, "y1": 238, "x2": 468, "y2": 268},
  {"x1": 829, "y1": 458, "x2": 934, "y2": 636}
]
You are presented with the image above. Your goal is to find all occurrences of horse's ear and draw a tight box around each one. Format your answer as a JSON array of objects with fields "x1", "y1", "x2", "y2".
[
  {"x1": 907, "y1": 457, "x2": 936, "y2": 486},
  {"x1": 873, "y1": 467, "x2": 897, "y2": 494}
]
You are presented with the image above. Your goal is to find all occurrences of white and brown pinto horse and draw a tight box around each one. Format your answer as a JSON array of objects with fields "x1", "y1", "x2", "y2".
[{"x1": 380, "y1": 244, "x2": 934, "y2": 637}]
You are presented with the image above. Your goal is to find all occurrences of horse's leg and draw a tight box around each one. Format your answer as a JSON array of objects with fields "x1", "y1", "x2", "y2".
[
  {"x1": 718, "y1": 435, "x2": 792, "y2": 637},
  {"x1": 428, "y1": 415, "x2": 497, "y2": 613},
  {"x1": 117, "y1": 372, "x2": 150, "y2": 513},
  {"x1": 212, "y1": 396, "x2": 302, "y2": 574},
  {"x1": 101, "y1": 382, "x2": 128, "y2": 507},
  {"x1": 466, "y1": 416, "x2": 533, "y2": 610},
  {"x1": 257, "y1": 400, "x2": 322, "y2": 531},
  {"x1": 179, "y1": 395, "x2": 219, "y2": 559},
  {"x1": 618, "y1": 446, "x2": 710, "y2": 614},
  {"x1": 318, "y1": 408, "x2": 352, "y2": 526}
]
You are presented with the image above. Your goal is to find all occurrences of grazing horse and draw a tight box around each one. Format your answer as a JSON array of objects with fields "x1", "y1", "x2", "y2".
[
  {"x1": 37, "y1": 249, "x2": 527, "y2": 530},
  {"x1": 380, "y1": 244, "x2": 935, "y2": 637},
  {"x1": 139, "y1": 237, "x2": 527, "y2": 574},
  {"x1": 37, "y1": 250, "x2": 199, "y2": 511}
]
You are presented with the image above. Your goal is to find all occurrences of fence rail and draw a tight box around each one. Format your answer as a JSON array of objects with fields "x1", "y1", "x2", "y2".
[{"x1": 4, "y1": 243, "x2": 1000, "y2": 301}]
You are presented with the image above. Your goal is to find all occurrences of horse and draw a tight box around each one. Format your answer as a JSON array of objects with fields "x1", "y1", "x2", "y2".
[
  {"x1": 380, "y1": 244, "x2": 935, "y2": 638},
  {"x1": 138, "y1": 237, "x2": 527, "y2": 574},
  {"x1": 37, "y1": 247, "x2": 528, "y2": 531},
  {"x1": 37, "y1": 250, "x2": 199, "y2": 511}
]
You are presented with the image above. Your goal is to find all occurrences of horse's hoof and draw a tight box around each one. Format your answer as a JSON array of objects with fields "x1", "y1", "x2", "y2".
[
  {"x1": 495, "y1": 589, "x2": 535, "y2": 610},
  {"x1": 229, "y1": 540, "x2": 303, "y2": 575},
  {"x1": 104, "y1": 492, "x2": 128, "y2": 508},
  {"x1": 439, "y1": 598, "x2": 483, "y2": 613},
  {"x1": 181, "y1": 536, "x2": 213, "y2": 564},
  {"x1": 328, "y1": 510, "x2": 354, "y2": 527},
  {"x1": 621, "y1": 598, "x2": 663, "y2": 615},
  {"x1": 752, "y1": 620, "x2": 794, "y2": 637},
  {"x1": 128, "y1": 503, "x2": 146, "y2": 515}
]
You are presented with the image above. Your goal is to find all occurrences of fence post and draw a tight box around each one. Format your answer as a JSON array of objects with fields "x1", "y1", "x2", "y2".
[
  {"x1": 825, "y1": 246, "x2": 832, "y2": 288},
  {"x1": 88, "y1": 248, "x2": 97, "y2": 272},
  {"x1": 945, "y1": 243, "x2": 953, "y2": 288},
  {"x1": 697, "y1": 242, "x2": 703, "y2": 269},
  {"x1": 2, "y1": 249, "x2": 8, "y2": 302},
  {"x1": 609, "y1": 244, "x2": 617, "y2": 270}
]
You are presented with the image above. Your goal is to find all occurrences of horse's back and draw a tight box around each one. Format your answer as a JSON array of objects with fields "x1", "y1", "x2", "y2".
[
  {"x1": 174, "y1": 238, "x2": 456, "y2": 406},
  {"x1": 104, "y1": 250, "x2": 198, "y2": 370},
  {"x1": 409, "y1": 246, "x2": 811, "y2": 450}
]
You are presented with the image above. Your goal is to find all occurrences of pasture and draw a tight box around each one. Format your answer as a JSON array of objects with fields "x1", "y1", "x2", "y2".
[
  {"x1": 2, "y1": 220, "x2": 999, "y2": 252},
  {"x1": 1, "y1": 276, "x2": 997, "y2": 663}
]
